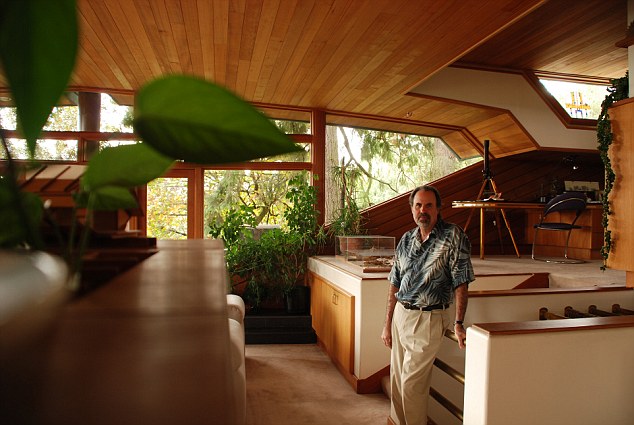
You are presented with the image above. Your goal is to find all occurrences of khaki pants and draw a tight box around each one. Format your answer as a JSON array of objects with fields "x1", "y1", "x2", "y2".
[{"x1": 390, "y1": 302, "x2": 449, "y2": 425}]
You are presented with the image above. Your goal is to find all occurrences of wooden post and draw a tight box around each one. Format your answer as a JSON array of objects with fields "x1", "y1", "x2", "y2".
[
  {"x1": 311, "y1": 109, "x2": 326, "y2": 225},
  {"x1": 564, "y1": 306, "x2": 595, "y2": 318},
  {"x1": 78, "y1": 92, "x2": 101, "y2": 160}
]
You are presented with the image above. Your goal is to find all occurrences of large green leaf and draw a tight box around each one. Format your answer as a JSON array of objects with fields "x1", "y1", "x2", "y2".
[
  {"x1": 81, "y1": 143, "x2": 174, "y2": 191},
  {"x1": 0, "y1": 180, "x2": 43, "y2": 248},
  {"x1": 74, "y1": 186, "x2": 139, "y2": 211},
  {"x1": 133, "y1": 75, "x2": 303, "y2": 164},
  {"x1": 0, "y1": 0, "x2": 78, "y2": 155}
]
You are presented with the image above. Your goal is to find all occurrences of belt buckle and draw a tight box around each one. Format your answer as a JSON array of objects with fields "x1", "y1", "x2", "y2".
[{"x1": 401, "y1": 301, "x2": 415, "y2": 310}]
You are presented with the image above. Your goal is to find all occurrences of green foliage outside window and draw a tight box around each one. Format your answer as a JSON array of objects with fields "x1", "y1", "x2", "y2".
[
  {"x1": 204, "y1": 169, "x2": 305, "y2": 233},
  {"x1": 146, "y1": 177, "x2": 189, "y2": 240},
  {"x1": 328, "y1": 126, "x2": 478, "y2": 217}
]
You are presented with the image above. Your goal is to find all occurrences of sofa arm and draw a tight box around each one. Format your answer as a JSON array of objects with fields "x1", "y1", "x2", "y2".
[
  {"x1": 228, "y1": 317, "x2": 246, "y2": 425},
  {"x1": 227, "y1": 294, "x2": 246, "y2": 325}
]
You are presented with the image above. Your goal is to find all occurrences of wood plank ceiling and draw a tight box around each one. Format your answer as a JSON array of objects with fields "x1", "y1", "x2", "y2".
[{"x1": 0, "y1": 0, "x2": 628, "y2": 159}]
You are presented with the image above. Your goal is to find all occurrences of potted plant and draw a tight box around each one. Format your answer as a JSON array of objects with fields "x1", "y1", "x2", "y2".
[
  {"x1": 329, "y1": 162, "x2": 367, "y2": 254},
  {"x1": 221, "y1": 174, "x2": 325, "y2": 313},
  {"x1": 282, "y1": 174, "x2": 326, "y2": 312}
]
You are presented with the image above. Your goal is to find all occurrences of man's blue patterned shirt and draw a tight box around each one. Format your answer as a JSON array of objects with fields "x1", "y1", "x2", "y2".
[{"x1": 388, "y1": 219, "x2": 475, "y2": 307}]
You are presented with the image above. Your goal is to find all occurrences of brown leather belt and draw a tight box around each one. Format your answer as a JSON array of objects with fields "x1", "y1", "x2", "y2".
[{"x1": 399, "y1": 301, "x2": 450, "y2": 311}]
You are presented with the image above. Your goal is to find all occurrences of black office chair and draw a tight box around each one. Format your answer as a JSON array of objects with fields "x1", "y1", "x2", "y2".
[{"x1": 531, "y1": 191, "x2": 587, "y2": 263}]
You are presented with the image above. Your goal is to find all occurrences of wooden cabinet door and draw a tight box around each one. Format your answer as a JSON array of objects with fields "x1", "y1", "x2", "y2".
[
  {"x1": 309, "y1": 273, "x2": 355, "y2": 374},
  {"x1": 309, "y1": 273, "x2": 354, "y2": 373},
  {"x1": 328, "y1": 285, "x2": 354, "y2": 374}
]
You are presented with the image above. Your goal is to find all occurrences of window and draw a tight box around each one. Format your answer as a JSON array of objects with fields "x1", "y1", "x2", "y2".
[
  {"x1": 146, "y1": 177, "x2": 189, "y2": 240},
  {"x1": 100, "y1": 94, "x2": 133, "y2": 132},
  {"x1": 1, "y1": 92, "x2": 133, "y2": 160},
  {"x1": 203, "y1": 169, "x2": 309, "y2": 238},
  {"x1": 272, "y1": 119, "x2": 310, "y2": 135},
  {"x1": 540, "y1": 79, "x2": 609, "y2": 120},
  {"x1": 0, "y1": 138, "x2": 78, "y2": 160},
  {"x1": 249, "y1": 143, "x2": 310, "y2": 162},
  {"x1": 324, "y1": 125, "x2": 477, "y2": 221}
]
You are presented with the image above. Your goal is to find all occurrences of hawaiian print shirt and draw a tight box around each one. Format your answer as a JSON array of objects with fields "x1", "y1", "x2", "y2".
[{"x1": 388, "y1": 218, "x2": 475, "y2": 307}]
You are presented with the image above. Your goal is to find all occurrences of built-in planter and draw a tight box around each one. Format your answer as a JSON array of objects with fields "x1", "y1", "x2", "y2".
[{"x1": 285, "y1": 285, "x2": 310, "y2": 314}]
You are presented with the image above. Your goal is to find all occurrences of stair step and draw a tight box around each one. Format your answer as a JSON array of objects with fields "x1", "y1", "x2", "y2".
[
  {"x1": 245, "y1": 327, "x2": 316, "y2": 344},
  {"x1": 244, "y1": 313, "x2": 316, "y2": 344},
  {"x1": 245, "y1": 314, "x2": 313, "y2": 330}
]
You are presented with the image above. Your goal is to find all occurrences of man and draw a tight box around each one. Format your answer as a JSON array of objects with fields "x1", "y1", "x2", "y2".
[{"x1": 381, "y1": 185, "x2": 474, "y2": 425}]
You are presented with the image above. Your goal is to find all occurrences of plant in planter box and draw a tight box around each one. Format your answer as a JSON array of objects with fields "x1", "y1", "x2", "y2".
[
  {"x1": 226, "y1": 226, "x2": 302, "y2": 311},
  {"x1": 223, "y1": 174, "x2": 325, "y2": 312}
]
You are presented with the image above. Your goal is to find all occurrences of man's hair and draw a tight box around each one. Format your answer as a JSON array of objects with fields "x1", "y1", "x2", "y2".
[{"x1": 409, "y1": 185, "x2": 442, "y2": 210}]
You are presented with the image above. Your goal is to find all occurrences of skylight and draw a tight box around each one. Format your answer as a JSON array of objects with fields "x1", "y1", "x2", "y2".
[{"x1": 540, "y1": 79, "x2": 609, "y2": 120}]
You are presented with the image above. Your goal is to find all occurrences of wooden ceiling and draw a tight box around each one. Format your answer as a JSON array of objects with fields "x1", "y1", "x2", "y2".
[{"x1": 1, "y1": 0, "x2": 628, "y2": 159}]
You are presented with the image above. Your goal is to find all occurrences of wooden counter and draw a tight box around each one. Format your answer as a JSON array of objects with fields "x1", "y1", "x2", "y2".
[{"x1": 15, "y1": 240, "x2": 237, "y2": 425}]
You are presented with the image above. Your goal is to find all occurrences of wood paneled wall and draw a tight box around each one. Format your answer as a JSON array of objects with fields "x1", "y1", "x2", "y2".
[
  {"x1": 606, "y1": 99, "x2": 634, "y2": 286},
  {"x1": 363, "y1": 150, "x2": 604, "y2": 256}
]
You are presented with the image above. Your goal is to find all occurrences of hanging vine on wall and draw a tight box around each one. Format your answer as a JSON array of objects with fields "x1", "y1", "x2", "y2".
[{"x1": 597, "y1": 72, "x2": 628, "y2": 270}]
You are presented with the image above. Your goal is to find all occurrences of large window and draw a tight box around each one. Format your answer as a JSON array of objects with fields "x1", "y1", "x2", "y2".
[
  {"x1": 2, "y1": 92, "x2": 481, "y2": 240},
  {"x1": 324, "y1": 125, "x2": 477, "y2": 221}
]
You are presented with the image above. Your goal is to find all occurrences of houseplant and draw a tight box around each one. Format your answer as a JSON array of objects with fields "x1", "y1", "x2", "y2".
[
  {"x1": 596, "y1": 72, "x2": 628, "y2": 269},
  {"x1": 221, "y1": 174, "x2": 325, "y2": 312},
  {"x1": 329, "y1": 162, "x2": 367, "y2": 255}
]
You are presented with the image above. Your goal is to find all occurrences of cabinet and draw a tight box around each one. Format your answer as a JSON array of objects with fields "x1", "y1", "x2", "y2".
[
  {"x1": 308, "y1": 257, "x2": 391, "y2": 393},
  {"x1": 310, "y1": 274, "x2": 354, "y2": 374}
]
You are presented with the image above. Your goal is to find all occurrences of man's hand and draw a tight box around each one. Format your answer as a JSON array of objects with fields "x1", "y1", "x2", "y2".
[
  {"x1": 454, "y1": 323, "x2": 466, "y2": 349},
  {"x1": 381, "y1": 323, "x2": 392, "y2": 348}
]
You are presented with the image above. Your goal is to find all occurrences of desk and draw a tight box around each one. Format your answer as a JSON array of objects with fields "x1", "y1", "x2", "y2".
[
  {"x1": 452, "y1": 201, "x2": 603, "y2": 260},
  {"x1": 452, "y1": 201, "x2": 545, "y2": 259}
]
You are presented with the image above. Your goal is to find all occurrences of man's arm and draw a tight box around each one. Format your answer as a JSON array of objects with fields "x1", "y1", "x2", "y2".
[
  {"x1": 453, "y1": 283, "x2": 468, "y2": 349},
  {"x1": 381, "y1": 284, "x2": 398, "y2": 348}
]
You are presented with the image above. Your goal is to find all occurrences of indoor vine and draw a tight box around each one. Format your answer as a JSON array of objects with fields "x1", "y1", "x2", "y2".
[{"x1": 597, "y1": 72, "x2": 628, "y2": 269}]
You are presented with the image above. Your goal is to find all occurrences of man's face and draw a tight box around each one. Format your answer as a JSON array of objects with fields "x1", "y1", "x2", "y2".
[{"x1": 411, "y1": 190, "x2": 439, "y2": 231}]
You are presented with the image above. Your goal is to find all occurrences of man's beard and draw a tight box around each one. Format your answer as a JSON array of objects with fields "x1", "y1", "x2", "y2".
[{"x1": 417, "y1": 213, "x2": 431, "y2": 229}]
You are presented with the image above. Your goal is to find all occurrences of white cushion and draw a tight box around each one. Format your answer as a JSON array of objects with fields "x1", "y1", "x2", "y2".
[
  {"x1": 228, "y1": 317, "x2": 245, "y2": 371},
  {"x1": 226, "y1": 294, "x2": 246, "y2": 324},
  {"x1": 228, "y1": 317, "x2": 246, "y2": 425}
]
